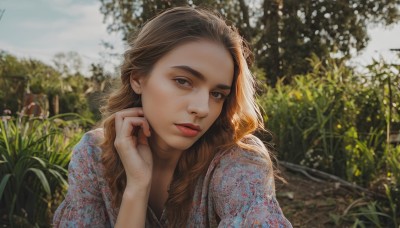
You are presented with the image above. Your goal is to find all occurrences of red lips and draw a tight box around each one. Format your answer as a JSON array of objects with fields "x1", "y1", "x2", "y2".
[{"x1": 175, "y1": 123, "x2": 201, "y2": 137}]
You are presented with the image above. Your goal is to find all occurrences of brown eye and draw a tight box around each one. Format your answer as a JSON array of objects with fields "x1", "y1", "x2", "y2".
[
  {"x1": 174, "y1": 78, "x2": 191, "y2": 87},
  {"x1": 210, "y1": 91, "x2": 226, "y2": 100}
]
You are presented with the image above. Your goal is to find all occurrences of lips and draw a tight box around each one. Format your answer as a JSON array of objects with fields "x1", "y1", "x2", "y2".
[{"x1": 175, "y1": 123, "x2": 201, "y2": 137}]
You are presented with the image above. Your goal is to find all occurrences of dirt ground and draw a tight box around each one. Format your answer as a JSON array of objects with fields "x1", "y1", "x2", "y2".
[{"x1": 276, "y1": 166, "x2": 364, "y2": 227}]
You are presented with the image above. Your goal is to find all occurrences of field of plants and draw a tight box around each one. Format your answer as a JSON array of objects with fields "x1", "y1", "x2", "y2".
[
  {"x1": 0, "y1": 54, "x2": 399, "y2": 226},
  {"x1": 259, "y1": 57, "x2": 400, "y2": 227}
]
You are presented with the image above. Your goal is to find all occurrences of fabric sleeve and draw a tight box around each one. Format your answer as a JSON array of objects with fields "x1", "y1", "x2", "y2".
[
  {"x1": 53, "y1": 132, "x2": 110, "y2": 228},
  {"x1": 210, "y1": 149, "x2": 292, "y2": 228}
]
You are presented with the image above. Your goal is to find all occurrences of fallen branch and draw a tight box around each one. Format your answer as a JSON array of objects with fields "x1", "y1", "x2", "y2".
[{"x1": 278, "y1": 161, "x2": 380, "y2": 197}]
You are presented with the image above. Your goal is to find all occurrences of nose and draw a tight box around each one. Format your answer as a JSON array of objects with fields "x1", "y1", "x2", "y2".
[{"x1": 187, "y1": 90, "x2": 209, "y2": 118}]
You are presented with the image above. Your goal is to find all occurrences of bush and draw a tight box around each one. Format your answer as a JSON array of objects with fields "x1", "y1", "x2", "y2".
[
  {"x1": 258, "y1": 57, "x2": 400, "y2": 226},
  {"x1": 0, "y1": 113, "x2": 91, "y2": 227}
]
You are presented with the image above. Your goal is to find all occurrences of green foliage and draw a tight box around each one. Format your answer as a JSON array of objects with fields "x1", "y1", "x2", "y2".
[
  {"x1": 0, "y1": 114, "x2": 91, "y2": 227},
  {"x1": 258, "y1": 57, "x2": 400, "y2": 226},
  {"x1": 0, "y1": 52, "x2": 111, "y2": 121},
  {"x1": 99, "y1": 0, "x2": 400, "y2": 86},
  {"x1": 330, "y1": 196, "x2": 398, "y2": 227},
  {"x1": 330, "y1": 194, "x2": 400, "y2": 228},
  {"x1": 0, "y1": 52, "x2": 39, "y2": 113},
  {"x1": 259, "y1": 57, "x2": 352, "y2": 175},
  {"x1": 259, "y1": 56, "x2": 399, "y2": 177}
]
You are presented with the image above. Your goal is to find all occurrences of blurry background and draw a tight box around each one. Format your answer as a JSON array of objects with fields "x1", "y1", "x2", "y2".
[{"x1": 0, "y1": 0, "x2": 399, "y2": 227}]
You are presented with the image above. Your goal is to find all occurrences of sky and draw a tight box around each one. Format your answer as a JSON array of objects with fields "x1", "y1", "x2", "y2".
[
  {"x1": 0, "y1": 0, "x2": 399, "y2": 75},
  {"x1": 0, "y1": 0, "x2": 125, "y2": 74}
]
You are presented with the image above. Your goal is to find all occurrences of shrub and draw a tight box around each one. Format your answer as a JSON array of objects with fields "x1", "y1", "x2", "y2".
[
  {"x1": 258, "y1": 57, "x2": 400, "y2": 225},
  {"x1": 0, "y1": 113, "x2": 91, "y2": 227}
]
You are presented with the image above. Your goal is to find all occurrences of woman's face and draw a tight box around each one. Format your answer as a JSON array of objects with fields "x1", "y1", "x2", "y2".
[{"x1": 131, "y1": 40, "x2": 234, "y2": 152}]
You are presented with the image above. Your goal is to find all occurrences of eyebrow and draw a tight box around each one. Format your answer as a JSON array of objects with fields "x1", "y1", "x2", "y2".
[{"x1": 171, "y1": 65, "x2": 231, "y2": 90}]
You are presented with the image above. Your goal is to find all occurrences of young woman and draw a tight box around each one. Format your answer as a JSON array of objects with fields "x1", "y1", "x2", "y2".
[{"x1": 53, "y1": 6, "x2": 292, "y2": 228}]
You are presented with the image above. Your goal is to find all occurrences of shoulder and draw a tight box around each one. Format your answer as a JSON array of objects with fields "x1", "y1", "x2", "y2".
[
  {"x1": 210, "y1": 135, "x2": 275, "y2": 195},
  {"x1": 206, "y1": 136, "x2": 292, "y2": 226},
  {"x1": 80, "y1": 128, "x2": 104, "y2": 146},
  {"x1": 77, "y1": 128, "x2": 104, "y2": 150},
  {"x1": 53, "y1": 128, "x2": 112, "y2": 227},
  {"x1": 70, "y1": 128, "x2": 105, "y2": 168},
  {"x1": 215, "y1": 135, "x2": 272, "y2": 175},
  {"x1": 66, "y1": 128, "x2": 107, "y2": 193}
]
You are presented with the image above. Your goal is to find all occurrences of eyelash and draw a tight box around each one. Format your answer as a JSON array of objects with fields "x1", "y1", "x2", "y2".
[
  {"x1": 174, "y1": 78, "x2": 191, "y2": 87},
  {"x1": 210, "y1": 92, "x2": 227, "y2": 100},
  {"x1": 173, "y1": 78, "x2": 227, "y2": 101}
]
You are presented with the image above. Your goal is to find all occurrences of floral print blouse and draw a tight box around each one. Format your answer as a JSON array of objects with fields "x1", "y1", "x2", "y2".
[{"x1": 53, "y1": 128, "x2": 292, "y2": 227}]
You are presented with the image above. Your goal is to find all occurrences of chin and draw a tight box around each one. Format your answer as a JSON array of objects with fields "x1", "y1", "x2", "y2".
[
  {"x1": 172, "y1": 141, "x2": 197, "y2": 151},
  {"x1": 168, "y1": 136, "x2": 200, "y2": 151},
  {"x1": 152, "y1": 130, "x2": 203, "y2": 152}
]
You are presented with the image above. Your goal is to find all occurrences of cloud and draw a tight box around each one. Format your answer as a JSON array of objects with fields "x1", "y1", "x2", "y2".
[
  {"x1": 53, "y1": 3, "x2": 110, "y2": 45},
  {"x1": 1, "y1": 0, "x2": 124, "y2": 74}
]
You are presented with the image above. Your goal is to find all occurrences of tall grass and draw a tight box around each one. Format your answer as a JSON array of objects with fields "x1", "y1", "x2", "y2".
[
  {"x1": 0, "y1": 113, "x2": 91, "y2": 227},
  {"x1": 258, "y1": 57, "x2": 400, "y2": 226}
]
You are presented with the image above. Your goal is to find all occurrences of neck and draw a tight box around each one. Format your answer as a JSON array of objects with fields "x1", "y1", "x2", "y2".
[{"x1": 149, "y1": 139, "x2": 184, "y2": 172}]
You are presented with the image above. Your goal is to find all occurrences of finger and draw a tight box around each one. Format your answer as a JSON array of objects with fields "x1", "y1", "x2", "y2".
[
  {"x1": 137, "y1": 128, "x2": 149, "y2": 146},
  {"x1": 120, "y1": 117, "x2": 150, "y2": 138},
  {"x1": 116, "y1": 107, "x2": 144, "y2": 117},
  {"x1": 129, "y1": 116, "x2": 150, "y2": 137},
  {"x1": 114, "y1": 108, "x2": 144, "y2": 137},
  {"x1": 115, "y1": 117, "x2": 147, "y2": 152},
  {"x1": 121, "y1": 115, "x2": 151, "y2": 137}
]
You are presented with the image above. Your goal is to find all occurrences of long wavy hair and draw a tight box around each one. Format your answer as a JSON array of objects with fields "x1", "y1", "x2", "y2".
[{"x1": 100, "y1": 6, "x2": 268, "y2": 227}]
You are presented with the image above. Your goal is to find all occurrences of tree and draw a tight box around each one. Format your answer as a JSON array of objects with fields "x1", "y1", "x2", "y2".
[
  {"x1": 0, "y1": 51, "x2": 60, "y2": 114},
  {"x1": 99, "y1": 0, "x2": 400, "y2": 86},
  {"x1": 0, "y1": 52, "x2": 95, "y2": 119},
  {"x1": 52, "y1": 51, "x2": 83, "y2": 77}
]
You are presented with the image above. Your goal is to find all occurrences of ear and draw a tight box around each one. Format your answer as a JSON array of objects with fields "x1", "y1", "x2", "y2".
[{"x1": 130, "y1": 74, "x2": 143, "y2": 94}]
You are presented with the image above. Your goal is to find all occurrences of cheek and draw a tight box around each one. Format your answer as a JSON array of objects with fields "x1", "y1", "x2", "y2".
[
  {"x1": 140, "y1": 81, "x2": 182, "y2": 126},
  {"x1": 142, "y1": 89, "x2": 167, "y2": 122},
  {"x1": 207, "y1": 104, "x2": 224, "y2": 125},
  {"x1": 142, "y1": 77, "x2": 169, "y2": 105}
]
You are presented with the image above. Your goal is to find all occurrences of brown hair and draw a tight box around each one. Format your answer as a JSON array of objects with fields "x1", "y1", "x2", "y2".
[{"x1": 100, "y1": 6, "x2": 268, "y2": 226}]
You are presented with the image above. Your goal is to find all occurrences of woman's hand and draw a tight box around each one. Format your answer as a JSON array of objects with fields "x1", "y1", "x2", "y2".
[
  {"x1": 114, "y1": 107, "x2": 152, "y2": 227},
  {"x1": 114, "y1": 107, "x2": 153, "y2": 191}
]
